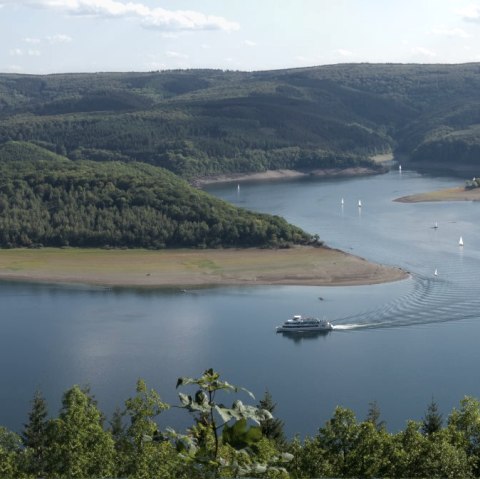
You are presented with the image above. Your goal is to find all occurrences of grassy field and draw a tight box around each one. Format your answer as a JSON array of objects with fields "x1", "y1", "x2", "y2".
[
  {"x1": 395, "y1": 186, "x2": 480, "y2": 203},
  {"x1": 0, "y1": 246, "x2": 406, "y2": 288}
]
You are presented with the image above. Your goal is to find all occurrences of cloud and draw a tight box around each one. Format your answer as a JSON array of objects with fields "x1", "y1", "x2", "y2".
[
  {"x1": 47, "y1": 33, "x2": 72, "y2": 43},
  {"x1": 458, "y1": 4, "x2": 480, "y2": 21},
  {"x1": 165, "y1": 50, "x2": 188, "y2": 59},
  {"x1": 23, "y1": 37, "x2": 41, "y2": 44},
  {"x1": 9, "y1": 48, "x2": 24, "y2": 56},
  {"x1": 430, "y1": 27, "x2": 471, "y2": 38},
  {"x1": 21, "y1": 34, "x2": 72, "y2": 45},
  {"x1": 161, "y1": 32, "x2": 180, "y2": 39},
  {"x1": 412, "y1": 46, "x2": 437, "y2": 58},
  {"x1": 0, "y1": 0, "x2": 239, "y2": 32},
  {"x1": 144, "y1": 61, "x2": 166, "y2": 71},
  {"x1": 8, "y1": 48, "x2": 41, "y2": 56},
  {"x1": 335, "y1": 49, "x2": 353, "y2": 57},
  {"x1": 5, "y1": 64, "x2": 23, "y2": 73},
  {"x1": 295, "y1": 55, "x2": 315, "y2": 65},
  {"x1": 244, "y1": 40, "x2": 256, "y2": 47}
]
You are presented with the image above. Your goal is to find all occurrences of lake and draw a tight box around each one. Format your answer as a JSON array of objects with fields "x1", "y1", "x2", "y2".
[{"x1": 1, "y1": 169, "x2": 480, "y2": 438}]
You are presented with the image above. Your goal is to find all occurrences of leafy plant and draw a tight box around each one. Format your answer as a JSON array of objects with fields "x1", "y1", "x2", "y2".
[{"x1": 170, "y1": 368, "x2": 290, "y2": 477}]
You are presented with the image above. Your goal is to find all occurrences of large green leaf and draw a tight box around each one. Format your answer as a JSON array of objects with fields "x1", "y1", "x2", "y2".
[
  {"x1": 222, "y1": 418, "x2": 263, "y2": 450},
  {"x1": 178, "y1": 392, "x2": 210, "y2": 414}
]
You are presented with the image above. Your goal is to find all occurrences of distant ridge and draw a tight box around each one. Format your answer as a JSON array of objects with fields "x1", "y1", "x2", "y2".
[{"x1": 2, "y1": 63, "x2": 480, "y2": 178}]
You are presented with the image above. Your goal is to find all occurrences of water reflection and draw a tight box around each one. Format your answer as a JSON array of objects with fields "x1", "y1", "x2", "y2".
[{"x1": 277, "y1": 331, "x2": 332, "y2": 344}]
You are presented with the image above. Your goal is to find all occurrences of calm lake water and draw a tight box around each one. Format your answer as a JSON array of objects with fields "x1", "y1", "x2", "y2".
[{"x1": 2, "y1": 169, "x2": 480, "y2": 438}]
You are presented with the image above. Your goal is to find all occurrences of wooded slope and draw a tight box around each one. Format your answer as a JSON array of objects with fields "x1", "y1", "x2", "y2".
[
  {"x1": 3, "y1": 64, "x2": 480, "y2": 176},
  {"x1": 0, "y1": 141, "x2": 311, "y2": 248}
]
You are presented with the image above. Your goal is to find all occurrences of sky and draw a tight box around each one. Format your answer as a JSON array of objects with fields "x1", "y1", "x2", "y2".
[{"x1": 2, "y1": 0, "x2": 480, "y2": 74}]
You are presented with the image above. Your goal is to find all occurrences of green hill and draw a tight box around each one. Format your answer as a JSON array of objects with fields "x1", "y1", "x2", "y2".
[
  {"x1": 2, "y1": 64, "x2": 480, "y2": 176},
  {"x1": 1, "y1": 64, "x2": 480, "y2": 249},
  {"x1": 0, "y1": 142, "x2": 311, "y2": 248}
]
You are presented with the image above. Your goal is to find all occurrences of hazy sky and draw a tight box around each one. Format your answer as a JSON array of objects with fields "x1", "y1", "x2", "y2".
[{"x1": 2, "y1": 0, "x2": 480, "y2": 74}]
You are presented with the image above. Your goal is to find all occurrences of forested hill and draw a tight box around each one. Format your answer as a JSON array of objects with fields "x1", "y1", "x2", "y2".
[
  {"x1": 0, "y1": 141, "x2": 311, "y2": 248},
  {"x1": 2, "y1": 64, "x2": 480, "y2": 177}
]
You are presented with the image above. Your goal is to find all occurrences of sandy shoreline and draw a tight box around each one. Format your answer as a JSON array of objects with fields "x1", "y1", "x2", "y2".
[
  {"x1": 395, "y1": 186, "x2": 480, "y2": 203},
  {"x1": 0, "y1": 246, "x2": 408, "y2": 288},
  {"x1": 192, "y1": 152, "x2": 394, "y2": 187},
  {"x1": 193, "y1": 166, "x2": 385, "y2": 187}
]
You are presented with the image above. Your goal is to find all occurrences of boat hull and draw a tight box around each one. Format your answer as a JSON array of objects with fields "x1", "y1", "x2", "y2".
[{"x1": 276, "y1": 327, "x2": 332, "y2": 333}]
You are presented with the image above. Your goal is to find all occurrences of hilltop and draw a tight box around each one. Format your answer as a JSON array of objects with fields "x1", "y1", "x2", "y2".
[{"x1": 2, "y1": 64, "x2": 480, "y2": 178}]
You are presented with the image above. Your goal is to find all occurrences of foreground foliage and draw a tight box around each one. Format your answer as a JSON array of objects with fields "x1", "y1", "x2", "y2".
[
  {"x1": 0, "y1": 143, "x2": 311, "y2": 248},
  {"x1": 3, "y1": 371, "x2": 480, "y2": 478}
]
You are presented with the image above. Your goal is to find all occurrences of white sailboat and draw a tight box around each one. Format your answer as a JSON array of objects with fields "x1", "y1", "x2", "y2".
[
  {"x1": 433, "y1": 221, "x2": 438, "y2": 229},
  {"x1": 434, "y1": 268, "x2": 438, "y2": 276},
  {"x1": 358, "y1": 199, "x2": 362, "y2": 208},
  {"x1": 237, "y1": 184, "x2": 240, "y2": 192},
  {"x1": 399, "y1": 164, "x2": 402, "y2": 172},
  {"x1": 459, "y1": 236, "x2": 464, "y2": 247},
  {"x1": 341, "y1": 198, "x2": 344, "y2": 205}
]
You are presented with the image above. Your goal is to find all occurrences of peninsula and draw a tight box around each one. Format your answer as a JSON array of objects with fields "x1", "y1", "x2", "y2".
[{"x1": 0, "y1": 247, "x2": 407, "y2": 288}]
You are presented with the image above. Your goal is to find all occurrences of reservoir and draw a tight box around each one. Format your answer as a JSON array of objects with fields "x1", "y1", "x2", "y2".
[{"x1": 1, "y1": 169, "x2": 480, "y2": 438}]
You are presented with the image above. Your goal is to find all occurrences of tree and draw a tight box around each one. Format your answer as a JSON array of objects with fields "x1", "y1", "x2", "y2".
[
  {"x1": 345, "y1": 421, "x2": 394, "y2": 478},
  {"x1": 0, "y1": 427, "x2": 26, "y2": 479},
  {"x1": 257, "y1": 389, "x2": 286, "y2": 449},
  {"x1": 316, "y1": 406, "x2": 392, "y2": 478},
  {"x1": 316, "y1": 406, "x2": 360, "y2": 474},
  {"x1": 120, "y1": 379, "x2": 178, "y2": 479},
  {"x1": 422, "y1": 397, "x2": 443, "y2": 436},
  {"x1": 287, "y1": 434, "x2": 334, "y2": 479},
  {"x1": 392, "y1": 421, "x2": 472, "y2": 478},
  {"x1": 44, "y1": 385, "x2": 116, "y2": 478},
  {"x1": 109, "y1": 406, "x2": 126, "y2": 445},
  {"x1": 22, "y1": 390, "x2": 48, "y2": 476},
  {"x1": 448, "y1": 396, "x2": 480, "y2": 475},
  {"x1": 366, "y1": 400, "x2": 386, "y2": 431}
]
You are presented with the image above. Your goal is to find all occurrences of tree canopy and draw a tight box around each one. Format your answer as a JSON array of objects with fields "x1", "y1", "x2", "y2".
[
  {"x1": 3, "y1": 374, "x2": 480, "y2": 478},
  {"x1": 0, "y1": 142, "x2": 312, "y2": 249}
]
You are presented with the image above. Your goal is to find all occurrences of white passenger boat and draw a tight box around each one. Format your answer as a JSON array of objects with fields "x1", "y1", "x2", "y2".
[{"x1": 276, "y1": 314, "x2": 333, "y2": 333}]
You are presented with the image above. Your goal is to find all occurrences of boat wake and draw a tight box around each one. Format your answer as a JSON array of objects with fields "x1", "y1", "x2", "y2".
[
  {"x1": 331, "y1": 324, "x2": 365, "y2": 330},
  {"x1": 332, "y1": 255, "x2": 480, "y2": 330}
]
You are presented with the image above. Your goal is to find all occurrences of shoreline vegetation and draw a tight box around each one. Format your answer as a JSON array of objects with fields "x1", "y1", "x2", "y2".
[
  {"x1": 0, "y1": 246, "x2": 407, "y2": 288},
  {"x1": 395, "y1": 185, "x2": 480, "y2": 203}
]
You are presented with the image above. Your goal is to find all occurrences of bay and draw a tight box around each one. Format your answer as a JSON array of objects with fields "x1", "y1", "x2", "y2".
[{"x1": 1, "y1": 169, "x2": 480, "y2": 438}]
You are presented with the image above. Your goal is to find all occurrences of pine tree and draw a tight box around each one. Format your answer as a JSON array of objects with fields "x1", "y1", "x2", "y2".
[
  {"x1": 22, "y1": 390, "x2": 48, "y2": 476},
  {"x1": 366, "y1": 400, "x2": 386, "y2": 431},
  {"x1": 422, "y1": 397, "x2": 443, "y2": 435},
  {"x1": 258, "y1": 389, "x2": 286, "y2": 449},
  {"x1": 109, "y1": 406, "x2": 126, "y2": 444}
]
